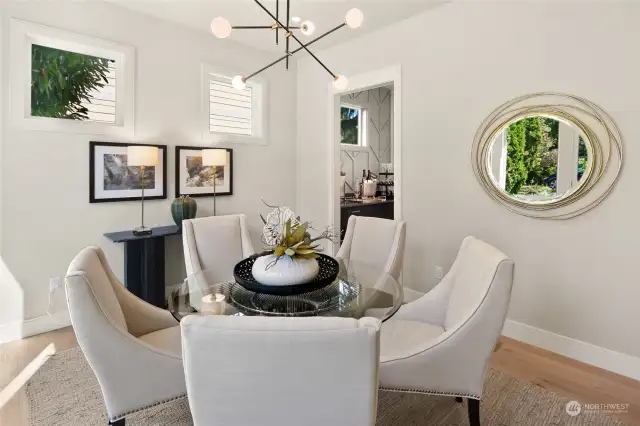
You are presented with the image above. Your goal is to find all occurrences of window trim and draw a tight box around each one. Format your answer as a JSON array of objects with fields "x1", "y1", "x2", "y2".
[
  {"x1": 10, "y1": 19, "x2": 135, "y2": 136},
  {"x1": 201, "y1": 63, "x2": 268, "y2": 145},
  {"x1": 340, "y1": 103, "x2": 367, "y2": 150}
]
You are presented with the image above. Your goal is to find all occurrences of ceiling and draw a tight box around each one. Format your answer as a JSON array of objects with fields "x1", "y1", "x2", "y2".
[{"x1": 108, "y1": 0, "x2": 444, "y2": 53}]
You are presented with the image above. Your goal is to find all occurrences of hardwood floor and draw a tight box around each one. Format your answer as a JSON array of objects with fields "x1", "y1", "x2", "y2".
[
  {"x1": 1, "y1": 330, "x2": 639, "y2": 425},
  {"x1": 489, "y1": 337, "x2": 640, "y2": 425},
  {"x1": 0, "y1": 328, "x2": 77, "y2": 426}
]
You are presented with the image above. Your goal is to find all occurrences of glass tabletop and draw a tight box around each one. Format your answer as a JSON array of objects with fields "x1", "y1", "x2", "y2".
[{"x1": 168, "y1": 258, "x2": 403, "y2": 322}]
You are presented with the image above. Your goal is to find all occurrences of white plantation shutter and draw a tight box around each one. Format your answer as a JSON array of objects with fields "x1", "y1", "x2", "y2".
[
  {"x1": 82, "y1": 61, "x2": 117, "y2": 124},
  {"x1": 201, "y1": 65, "x2": 265, "y2": 143},
  {"x1": 209, "y1": 77, "x2": 252, "y2": 136}
]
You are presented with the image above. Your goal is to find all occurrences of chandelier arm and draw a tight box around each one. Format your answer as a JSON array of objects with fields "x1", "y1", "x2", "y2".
[
  {"x1": 290, "y1": 33, "x2": 335, "y2": 78},
  {"x1": 244, "y1": 23, "x2": 346, "y2": 81},
  {"x1": 291, "y1": 23, "x2": 345, "y2": 51},
  {"x1": 233, "y1": 25, "x2": 276, "y2": 29},
  {"x1": 246, "y1": 53, "x2": 292, "y2": 81},
  {"x1": 253, "y1": 0, "x2": 337, "y2": 79},
  {"x1": 232, "y1": 25, "x2": 300, "y2": 30},
  {"x1": 285, "y1": 0, "x2": 290, "y2": 70}
]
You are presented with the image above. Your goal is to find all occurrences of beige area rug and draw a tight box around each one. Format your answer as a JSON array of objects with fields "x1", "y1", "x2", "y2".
[{"x1": 26, "y1": 348, "x2": 626, "y2": 426}]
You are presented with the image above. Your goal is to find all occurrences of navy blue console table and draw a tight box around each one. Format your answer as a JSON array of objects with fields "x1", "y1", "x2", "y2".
[{"x1": 104, "y1": 225, "x2": 181, "y2": 308}]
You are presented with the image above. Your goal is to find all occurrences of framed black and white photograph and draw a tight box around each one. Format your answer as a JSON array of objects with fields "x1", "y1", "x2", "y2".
[
  {"x1": 90, "y1": 141, "x2": 167, "y2": 203},
  {"x1": 175, "y1": 146, "x2": 233, "y2": 198}
]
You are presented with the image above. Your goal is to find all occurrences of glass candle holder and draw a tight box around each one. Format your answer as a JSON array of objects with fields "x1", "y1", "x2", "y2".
[{"x1": 201, "y1": 293, "x2": 227, "y2": 315}]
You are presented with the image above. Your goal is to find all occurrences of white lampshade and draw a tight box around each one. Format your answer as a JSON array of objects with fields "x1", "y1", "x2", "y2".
[
  {"x1": 345, "y1": 8, "x2": 364, "y2": 29},
  {"x1": 211, "y1": 17, "x2": 232, "y2": 38},
  {"x1": 202, "y1": 149, "x2": 227, "y2": 166},
  {"x1": 127, "y1": 146, "x2": 158, "y2": 167},
  {"x1": 333, "y1": 75, "x2": 349, "y2": 91}
]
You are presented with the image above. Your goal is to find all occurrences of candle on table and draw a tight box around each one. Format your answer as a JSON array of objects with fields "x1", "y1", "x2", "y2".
[{"x1": 201, "y1": 293, "x2": 226, "y2": 315}]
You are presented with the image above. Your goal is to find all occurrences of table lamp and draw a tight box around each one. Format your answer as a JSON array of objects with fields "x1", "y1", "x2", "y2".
[
  {"x1": 201, "y1": 149, "x2": 227, "y2": 216},
  {"x1": 127, "y1": 145, "x2": 158, "y2": 236}
]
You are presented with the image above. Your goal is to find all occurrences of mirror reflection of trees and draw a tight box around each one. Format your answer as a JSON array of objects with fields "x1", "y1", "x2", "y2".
[
  {"x1": 506, "y1": 117, "x2": 558, "y2": 196},
  {"x1": 503, "y1": 117, "x2": 587, "y2": 199}
]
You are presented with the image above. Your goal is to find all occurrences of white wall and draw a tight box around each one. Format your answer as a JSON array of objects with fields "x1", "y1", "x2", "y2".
[
  {"x1": 0, "y1": 0, "x2": 297, "y2": 339},
  {"x1": 296, "y1": 1, "x2": 640, "y2": 371}
]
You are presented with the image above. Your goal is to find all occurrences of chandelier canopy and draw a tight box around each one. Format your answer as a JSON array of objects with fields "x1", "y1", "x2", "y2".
[{"x1": 211, "y1": 0, "x2": 363, "y2": 90}]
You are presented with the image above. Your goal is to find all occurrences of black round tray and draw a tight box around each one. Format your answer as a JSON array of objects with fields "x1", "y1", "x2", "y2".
[{"x1": 233, "y1": 253, "x2": 340, "y2": 296}]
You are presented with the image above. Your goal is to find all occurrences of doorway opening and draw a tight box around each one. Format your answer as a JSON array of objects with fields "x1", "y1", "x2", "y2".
[{"x1": 327, "y1": 65, "x2": 402, "y2": 255}]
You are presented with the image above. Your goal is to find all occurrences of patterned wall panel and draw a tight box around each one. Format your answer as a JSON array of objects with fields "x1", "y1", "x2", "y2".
[{"x1": 340, "y1": 86, "x2": 393, "y2": 192}]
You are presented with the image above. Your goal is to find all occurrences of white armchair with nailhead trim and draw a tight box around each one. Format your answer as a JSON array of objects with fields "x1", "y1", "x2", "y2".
[
  {"x1": 337, "y1": 215, "x2": 406, "y2": 281},
  {"x1": 182, "y1": 214, "x2": 255, "y2": 280},
  {"x1": 377, "y1": 237, "x2": 514, "y2": 426},
  {"x1": 65, "y1": 246, "x2": 184, "y2": 426},
  {"x1": 181, "y1": 316, "x2": 381, "y2": 426}
]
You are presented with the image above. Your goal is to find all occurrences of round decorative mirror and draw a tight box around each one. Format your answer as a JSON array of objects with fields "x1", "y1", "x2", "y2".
[{"x1": 472, "y1": 93, "x2": 623, "y2": 219}]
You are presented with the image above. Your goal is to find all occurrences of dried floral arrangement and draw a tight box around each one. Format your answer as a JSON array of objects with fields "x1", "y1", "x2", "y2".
[{"x1": 259, "y1": 202, "x2": 340, "y2": 267}]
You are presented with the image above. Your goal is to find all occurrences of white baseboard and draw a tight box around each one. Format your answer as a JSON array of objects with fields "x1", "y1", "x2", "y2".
[
  {"x1": 502, "y1": 319, "x2": 640, "y2": 382},
  {"x1": 0, "y1": 311, "x2": 71, "y2": 344}
]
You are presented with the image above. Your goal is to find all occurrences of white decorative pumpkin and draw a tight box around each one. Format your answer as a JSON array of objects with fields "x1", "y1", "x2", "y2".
[{"x1": 252, "y1": 255, "x2": 319, "y2": 286}]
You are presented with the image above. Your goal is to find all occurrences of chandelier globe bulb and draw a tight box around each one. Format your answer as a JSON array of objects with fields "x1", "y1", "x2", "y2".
[
  {"x1": 232, "y1": 75, "x2": 246, "y2": 90},
  {"x1": 211, "y1": 17, "x2": 232, "y2": 38},
  {"x1": 333, "y1": 75, "x2": 348, "y2": 91},
  {"x1": 300, "y1": 20, "x2": 316, "y2": 36},
  {"x1": 345, "y1": 9, "x2": 364, "y2": 29}
]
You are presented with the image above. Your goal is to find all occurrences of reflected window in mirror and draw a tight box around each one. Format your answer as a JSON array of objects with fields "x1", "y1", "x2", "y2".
[{"x1": 488, "y1": 115, "x2": 591, "y2": 202}]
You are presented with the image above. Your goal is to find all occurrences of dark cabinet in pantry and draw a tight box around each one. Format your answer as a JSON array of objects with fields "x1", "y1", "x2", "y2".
[{"x1": 340, "y1": 201, "x2": 394, "y2": 241}]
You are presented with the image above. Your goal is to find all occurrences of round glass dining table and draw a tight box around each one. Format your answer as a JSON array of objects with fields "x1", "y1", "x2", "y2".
[{"x1": 168, "y1": 258, "x2": 403, "y2": 322}]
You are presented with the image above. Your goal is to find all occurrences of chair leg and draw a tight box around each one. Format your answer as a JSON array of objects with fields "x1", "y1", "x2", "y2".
[
  {"x1": 467, "y1": 398, "x2": 480, "y2": 426},
  {"x1": 109, "y1": 419, "x2": 125, "y2": 426},
  {"x1": 455, "y1": 396, "x2": 463, "y2": 403}
]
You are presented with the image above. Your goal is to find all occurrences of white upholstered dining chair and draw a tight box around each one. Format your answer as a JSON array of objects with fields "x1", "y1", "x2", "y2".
[
  {"x1": 181, "y1": 315, "x2": 381, "y2": 426},
  {"x1": 337, "y1": 216, "x2": 406, "y2": 281},
  {"x1": 65, "y1": 246, "x2": 184, "y2": 426},
  {"x1": 377, "y1": 236, "x2": 514, "y2": 426},
  {"x1": 182, "y1": 214, "x2": 254, "y2": 284}
]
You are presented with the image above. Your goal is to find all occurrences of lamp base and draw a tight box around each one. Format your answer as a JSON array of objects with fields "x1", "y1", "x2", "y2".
[{"x1": 133, "y1": 226, "x2": 153, "y2": 236}]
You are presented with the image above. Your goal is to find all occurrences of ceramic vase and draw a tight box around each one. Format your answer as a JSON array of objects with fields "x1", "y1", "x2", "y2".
[
  {"x1": 252, "y1": 255, "x2": 319, "y2": 286},
  {"x1": 171, "y1": 195, "x2": 197, "y2": 229}
]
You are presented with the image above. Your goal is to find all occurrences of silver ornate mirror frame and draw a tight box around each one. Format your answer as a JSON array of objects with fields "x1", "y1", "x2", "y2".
[{"x1": 472, "y1": 93, "x2": 623, "y2": 219}]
